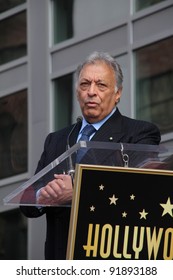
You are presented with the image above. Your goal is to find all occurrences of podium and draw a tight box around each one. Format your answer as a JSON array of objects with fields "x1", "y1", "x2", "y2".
[{"x1": 3, "y1": 141, "x2": 173, "y2": 259}]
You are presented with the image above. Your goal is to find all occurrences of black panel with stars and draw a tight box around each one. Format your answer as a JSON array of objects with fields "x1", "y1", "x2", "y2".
[{"x1": 67, "y1": 165, "x2": 173, "y2": 260}]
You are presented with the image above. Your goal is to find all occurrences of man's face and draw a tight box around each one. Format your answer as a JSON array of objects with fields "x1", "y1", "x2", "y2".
[{"x1": 77, "y1": 61, "x2": 122, "y2": 123}]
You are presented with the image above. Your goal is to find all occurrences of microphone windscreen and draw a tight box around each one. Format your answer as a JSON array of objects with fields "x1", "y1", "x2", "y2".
[{"x1": 76, "y1": 116, "x2": 83, "y2": 123}]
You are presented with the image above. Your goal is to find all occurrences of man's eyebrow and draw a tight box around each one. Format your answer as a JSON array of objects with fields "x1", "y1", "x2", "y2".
[
  {"x1": 96, "y1": 79, "x2": 106, "y2": 83},
  {"x1": 80, "y1": 78, "x2": 90, "y2": 82},
  {"x1": 79, "y1": 78, "x2": 107, "y2": 84},
  {"x1": 82, "y1": 78, "x2": 105, "y2": 82}
]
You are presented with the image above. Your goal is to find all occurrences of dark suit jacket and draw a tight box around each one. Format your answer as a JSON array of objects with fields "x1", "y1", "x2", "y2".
[{"x1": 20, "y1": 108, "x2": 161, "y2": 259}]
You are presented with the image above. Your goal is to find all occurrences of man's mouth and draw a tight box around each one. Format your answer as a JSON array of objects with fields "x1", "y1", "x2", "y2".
[{"x1": 86, "y1": 101, "x2": 98, "y2": 107}]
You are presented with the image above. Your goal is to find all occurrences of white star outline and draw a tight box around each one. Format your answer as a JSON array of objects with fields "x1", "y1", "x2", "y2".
[
  {"x1": 109, "y1": 194, "x2": 118, "y2": 205},
  {"x1": 90, "y1": 205, "x2": 95, "y2": 212},
  {"x1": 99, "y1": 184, "x2": 104, "y2": 191},
  {"x1": 130, "y1": 194, "x2": 135, "y2": 200},
  {"x1": 139, "y1": 209, "x2": 148, "y2": 220},
  {"x1": 122, "y1": 211, "x2": 127, "y2": 218},
  {"x1": 160, "y1": 197, "x2": 173, "y2": 217}
]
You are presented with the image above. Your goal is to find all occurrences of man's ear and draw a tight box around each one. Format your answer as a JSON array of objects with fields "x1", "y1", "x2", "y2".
[{"x1": 115, "y1": 87, "x2": 122, "y2": 103}]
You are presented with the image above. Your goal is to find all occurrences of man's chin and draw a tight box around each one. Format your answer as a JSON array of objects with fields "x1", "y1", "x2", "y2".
[{"x1": 84, "y1": 114, "x2": 100, "y2": 123}]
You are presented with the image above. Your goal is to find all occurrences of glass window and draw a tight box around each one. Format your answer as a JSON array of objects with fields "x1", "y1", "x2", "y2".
[
  {"x1": 0, "y1": 90, "x2": 28, "y2": 179},
  {"x1": 0, "y1": 209, "x2": 27, "y2": 259},
  {"x1": 53, "y1": 0, "x2": 129, "y2": 44},
  {"x1": 53, "y1": 0, "x2": 74, "y2": 43},
  {"x1": 54, "y1": 74, "x2": 73, "y2": 130},
  {"x1": 135, "y1": 37, "x2": 173, "y2": 135},
  {"x1": 0, "y1": 11, "x2": 27, "y2": 65},
  {"x1": 0, "y1": 0, "x2": 26, "y2": 13},
  {"x1": 135, "y1": 0, "x2": 166, "y2": 12}
]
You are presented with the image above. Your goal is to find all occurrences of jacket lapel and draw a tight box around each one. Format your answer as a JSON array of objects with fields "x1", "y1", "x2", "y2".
[{"x1": 92, "y1": 108, "x2": 125, "y2": 143}]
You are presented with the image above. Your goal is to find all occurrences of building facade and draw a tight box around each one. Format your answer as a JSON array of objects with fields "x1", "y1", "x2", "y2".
[{"x1": 0, "y1": 0, "x2": 173, "y2": 259}]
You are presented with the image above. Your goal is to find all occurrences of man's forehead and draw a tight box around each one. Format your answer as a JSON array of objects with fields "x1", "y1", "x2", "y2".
[{"x1": 79, "y1": 62, "x2": 113, "y2": 79}]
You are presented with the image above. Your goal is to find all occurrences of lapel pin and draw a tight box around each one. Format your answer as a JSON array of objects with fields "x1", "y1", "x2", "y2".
[{"x1": 109, "y1": 137, "x2": 113, "y2": 141}]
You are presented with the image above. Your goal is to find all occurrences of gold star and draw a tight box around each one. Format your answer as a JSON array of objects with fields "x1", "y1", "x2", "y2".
[
  {"x1": 90, "y1": 205, "x2": 95, "y2": 212},
  {"x1": 130, "y1": 194, "x2": 135, "y2": 200},
  {"x1": 99, "y1": 184, "x2": 104, "y2": 190},
  {"x1": 139, "y1": 209, "x2": 148, "y2": 219},
  {"x1": 160, "y1": 197, "x2": 173, "y2": 217},
  {"x1": 109, "y1": 194, "x2": 118, "y2": 205},
  {"x1": 122, "y1": 211, "x2": 127, "y2": 218}
]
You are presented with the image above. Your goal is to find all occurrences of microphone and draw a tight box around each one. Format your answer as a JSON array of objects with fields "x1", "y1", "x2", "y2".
[{"x1": 66, "y1": 116, "x2": 83, "y2": 179}]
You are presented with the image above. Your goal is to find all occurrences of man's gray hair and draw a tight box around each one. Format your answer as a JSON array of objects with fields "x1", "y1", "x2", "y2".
[{"x1": 75, "y1": 51, "x2": 123, "y2": 90}]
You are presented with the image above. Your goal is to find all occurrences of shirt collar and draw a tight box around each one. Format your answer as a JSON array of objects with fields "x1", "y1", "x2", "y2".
[{"x1": 80, "y1": 107, "x2": 116, "y2": 133}]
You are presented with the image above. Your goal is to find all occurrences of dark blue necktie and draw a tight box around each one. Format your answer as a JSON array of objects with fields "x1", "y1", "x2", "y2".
[{"x1": 76, "y1": 124, "x2": 96, "y2": 163}]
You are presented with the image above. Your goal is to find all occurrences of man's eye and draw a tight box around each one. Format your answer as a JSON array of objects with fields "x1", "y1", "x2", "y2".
[
  {"x1": 97, "y1": 83, "x2": 106, "y2": 89},
  {"x1": 80, "y1": 82, "x2": 89, "y2": 88}
]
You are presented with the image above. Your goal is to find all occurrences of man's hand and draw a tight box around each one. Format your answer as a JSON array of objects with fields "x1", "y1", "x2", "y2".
[{"x1": 37, "y1": 174, "x2": 73, "y2": 206}]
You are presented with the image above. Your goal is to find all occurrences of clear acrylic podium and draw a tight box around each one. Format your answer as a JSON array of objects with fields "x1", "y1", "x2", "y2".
[{"x1": 3, "y1": 141, "x2": 173, "y2": 207}]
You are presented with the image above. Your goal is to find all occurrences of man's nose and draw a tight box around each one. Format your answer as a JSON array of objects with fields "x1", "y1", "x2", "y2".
[{"x1": 88, "y1": 82, "x2": 96, "y2": 95}]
